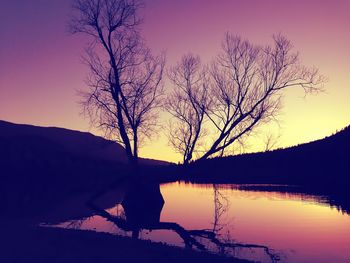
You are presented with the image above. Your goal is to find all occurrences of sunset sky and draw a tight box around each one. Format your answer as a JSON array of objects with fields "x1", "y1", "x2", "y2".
[{"x1": 1, "y1": 0, "x2": 349, "y2": 162}]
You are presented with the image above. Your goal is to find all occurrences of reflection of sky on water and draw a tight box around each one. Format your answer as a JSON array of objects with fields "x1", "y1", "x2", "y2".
[{"x1": 57, "y1": 183, "x2": 350, "y2": 263}]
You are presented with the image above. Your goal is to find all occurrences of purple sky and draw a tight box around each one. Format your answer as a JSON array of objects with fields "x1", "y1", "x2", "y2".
[{"x1": 1, "y1": 0, "x2": 349, "y2": 161}]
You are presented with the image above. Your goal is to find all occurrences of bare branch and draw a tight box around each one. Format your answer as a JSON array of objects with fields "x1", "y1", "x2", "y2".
[{"x1": 165, "y1": 54, "x2": 210, "y2": 164}]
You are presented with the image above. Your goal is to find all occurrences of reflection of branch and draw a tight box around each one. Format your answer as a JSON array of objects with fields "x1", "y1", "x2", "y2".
[
  {"x1": 190, "y1": 229, "x2": 280, "y2": 262},
  {"x1": 86, "y1": 200, "x2": 280, "y2": 262},
  {"x1": 65, "y1": 218, "x2": 88, "y2": 229},
  {"x1": 212, "y1": 185, "x2": 229, "y2": 233}
]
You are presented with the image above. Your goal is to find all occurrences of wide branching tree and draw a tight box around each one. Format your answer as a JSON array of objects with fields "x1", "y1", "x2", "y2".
[
  {"x1": 167, "y1": 34, "x2": 324, "y2": 164},
  {"x1": 71, "y1": 0, "x2": 165, "y2": 165}
]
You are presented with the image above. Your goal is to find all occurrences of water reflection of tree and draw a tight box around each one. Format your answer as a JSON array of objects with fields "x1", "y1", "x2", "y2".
[
  {"x1": 211, "y1": 184, "x2": 231, "y2": 254},
  {"x1": 210, "y1": 186, "x2": 281, "y2": 262},
  {"x1": 64, "y1": 218, "x2": 88, "y2": 230},
  {"x1": 212, "y1": 185, "x2": 229, "y2": 233},
  {"x1": 85, "y1": 182, "x2": 280, "y2": 262}
]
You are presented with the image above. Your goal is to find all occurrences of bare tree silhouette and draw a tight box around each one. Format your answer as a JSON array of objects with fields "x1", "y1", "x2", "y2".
[
  {"x1": 165, "y1": 55, "x2": 210, "y2": 164},
  {"x1": 168, "y1": 34, "x2": 324, "y2": 163},
  {"x1": 70, "y1": 0, "x2": 165, "y2": 165},
  {"x1": 263, "y1": 132, "x2": 282, "y2": 152}
]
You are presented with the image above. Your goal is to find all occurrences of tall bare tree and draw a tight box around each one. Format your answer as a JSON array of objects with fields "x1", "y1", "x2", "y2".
[
  {"x1": 70, "y1": 0, "x2": 165, "y2": 165},
  {"x1": 165, "y1": 55, "x2": 210, "y2": 164},
  {"x1": 168, "y1": 34, "x2": 324, "y2": 163}
]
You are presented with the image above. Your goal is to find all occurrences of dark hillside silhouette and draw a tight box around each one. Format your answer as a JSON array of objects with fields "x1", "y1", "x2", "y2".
[
  {"x1": 0, "y1": 120, "x2": 169, "y2": 165},
  {"x1": 185, "y1": 125, "x2": 350, "y2": 189}
]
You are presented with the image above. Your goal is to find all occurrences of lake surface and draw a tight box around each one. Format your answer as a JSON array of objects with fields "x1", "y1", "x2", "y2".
[{"x1": 56, "y1": 182, "x2": 350, "y2": 263}]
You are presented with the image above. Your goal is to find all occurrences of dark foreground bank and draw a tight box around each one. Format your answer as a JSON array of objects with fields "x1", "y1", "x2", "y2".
[{"x1": 0, "y1": 220, "x2": 250, "y2": 263}]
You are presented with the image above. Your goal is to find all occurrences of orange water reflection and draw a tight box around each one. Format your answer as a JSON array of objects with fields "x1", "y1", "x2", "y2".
[{"x1": 59, "y1": 183, "x2": 350, "y2": 262}]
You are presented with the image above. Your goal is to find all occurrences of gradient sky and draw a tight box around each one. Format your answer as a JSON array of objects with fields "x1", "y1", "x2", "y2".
[{"x1": 1, "y1": 0, "x2": 349, "y2": 162}]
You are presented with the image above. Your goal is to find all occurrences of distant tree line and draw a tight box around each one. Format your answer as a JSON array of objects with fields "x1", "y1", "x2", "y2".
[{"x1": 71, "y1": 0, "x2": 324, "y2": 166}]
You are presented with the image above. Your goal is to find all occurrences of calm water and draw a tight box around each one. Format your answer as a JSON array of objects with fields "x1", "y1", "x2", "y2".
[{"x1": 56, "y1": 182, "x2": 350, "y2": 263}]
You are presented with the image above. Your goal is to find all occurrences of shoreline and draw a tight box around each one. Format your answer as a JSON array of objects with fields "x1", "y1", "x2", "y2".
[{"x1": 1, "y1": 220, "x2": 250, "y2": 263}]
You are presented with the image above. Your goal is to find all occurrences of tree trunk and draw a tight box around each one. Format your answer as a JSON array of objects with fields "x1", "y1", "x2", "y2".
[{"x1": 132, "y1": 130, "x2": 139, "y2": 167}]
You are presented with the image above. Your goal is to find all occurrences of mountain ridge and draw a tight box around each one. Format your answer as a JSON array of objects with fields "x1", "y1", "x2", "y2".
[{"x1": 0, "y1": 120, "x2": 169, "y2": 166}]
